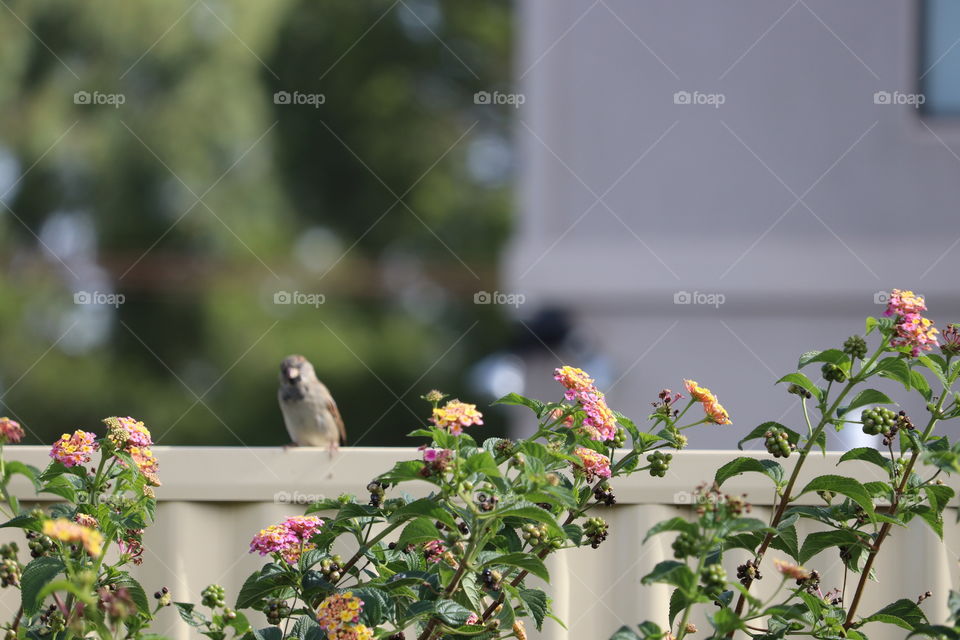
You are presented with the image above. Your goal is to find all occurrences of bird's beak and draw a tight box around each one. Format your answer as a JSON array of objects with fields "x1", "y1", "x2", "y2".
[{"x1": 286, "y1": 367, "x2": 300, "y2": 382}]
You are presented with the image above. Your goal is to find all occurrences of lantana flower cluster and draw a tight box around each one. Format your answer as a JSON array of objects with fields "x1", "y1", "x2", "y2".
[
  {"x1": 429, "y1": 399, "x2": 484, "y2": 435},
  {"x1": 249, "y1": 515, "x2": 323, "y2": 565},
  {"x1": 885, "y1": 289, "x2": 939, "y2": 356},
  {"x1": 104, "y1": 416, "x2": 161, "y2": 486},
  {"x1": 50, "y1": 430, "x2": 99, "y2": 467},
  {"x1": 572, "y1": 446, "x2": 612, "y2": 482},
  {"x1": 42, "y1": 518, "x2": 104, "y2": 556},
  {"x1": 0, "y1": 418, "x2": 24, "y2": 445},
  {"x1": 683, "y1": 379, "x2": 732, "y2": 425},
  {"x1": 553, "y1": 366, "x2": 618, "y2": 441},
  {"x1": 316, "y1": 592, "x2": 373, "y2": 640},
  {"x1": 420, "y1": 446, "x2": 453, "y2": 476}
]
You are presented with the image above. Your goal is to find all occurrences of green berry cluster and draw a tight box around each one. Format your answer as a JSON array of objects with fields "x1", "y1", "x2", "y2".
[
  {"x1": 0, "y1": 543, "x2": 19, "y2": 588},
  {"x1": 201, "y1": 584, "x2": 226, "y2": 609},
  {"x1": 584, "y1": 517, "x2": 608, "y2": 549},
  {"x1": 320, "y1": 555, "x2": 343, "y2": 582},
  {"x1": 700, "y1": 564, "x2": 727, "y2": 594},
  {"x1": 861, "y1": 407, "x2": 896, "y2": 436},
  {"x1": 843, "y1": 335, "x2": 868, "y2": 360},
  {"x1": 264, "y1": 598, "x2": 290, "y2": 626},
  {"x1": 26, "y1": 532, "x2": 54, "y2": 558},
  {"x1": 611, "y1": 428, "x2": 626, "y2": 448},
  {"x1": 671, "y1": 531, "x2": 700, "y2": 559},
  {"x1": 763, "y1": 427, "x2": 794, "y2": 458},
  {"x1": 821, "y1": 362, "x2": 847, "y2": 383},
  {"x1": 647, "y1": 451, "x2": 672, "y2": 477},
  {"x1": 521, "y1": 523, "x2": 547, "y2": 542}
]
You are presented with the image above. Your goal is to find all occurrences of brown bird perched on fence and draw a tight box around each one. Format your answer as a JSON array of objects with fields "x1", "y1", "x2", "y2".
[{"x1": 278, "y1": 354, "x2": 345, "y2": 452}]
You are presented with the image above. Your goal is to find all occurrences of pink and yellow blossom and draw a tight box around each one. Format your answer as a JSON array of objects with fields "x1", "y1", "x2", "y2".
[
  {"x1": 0, "y1": 418, "x2": 24, "y2": 444},
  {"x1": 50, "y1": 430, "x2": 98, "y2": 467},
  {"x1": 43, "y1": 518, "x2": 103, "y2": 556},
  {"x1": 430, "y1": 400, "x2": 484, "y2": 435},
  {"x1": 572, "y1": 446, "x2": 612, "y2": 482}
]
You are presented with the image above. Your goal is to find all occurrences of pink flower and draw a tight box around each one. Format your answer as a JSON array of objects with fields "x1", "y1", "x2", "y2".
[
  {"x1": 554, "y1": 366, "x2": 595, "y2": 401},
  {"x1": 423, "y1": 539, "x2": 447, "y2": 563},
  {"x1": 553, "y1": 366, "x2": 620, "y2": 442},
  {"x1": 572, "y1": 446, "x2": 612, "y2": 482},
  {"x1": 430, "y1": 400, "x2": 483, "y2": 435},
  {"x1": 891, "y1": 313, "x2": 939, "y2": 356},
  {"x1": 250, "y1": 524, "x2": 298, "y2": 555},
  {"x1": 50, "y1": 430, "x2": 98, "y2": 467},
  {"x1": 465, "y1": 613, "x2": 481, "y2": 625},
  {"x1": 316, "y1": 592, "x2": 365, "y2": 633},
  {"x1": 884, "y1": 289, "x2": 927, "y2": 318},
  {"x1": 0, "y1": 418, "x2": 24, "y2": 444},
  {"x1": 282, "y1": 515, "x2": 323, "y2": 540}
]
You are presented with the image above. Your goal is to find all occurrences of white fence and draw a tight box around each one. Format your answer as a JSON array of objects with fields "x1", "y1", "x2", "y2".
[{"x1": 1, "y1": 447, "x2": 956, "y2": 639}]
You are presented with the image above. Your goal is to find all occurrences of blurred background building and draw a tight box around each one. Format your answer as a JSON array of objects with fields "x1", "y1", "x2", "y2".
[{"x1": 0, "y1": 0, "x2": 959, "y2": 450}]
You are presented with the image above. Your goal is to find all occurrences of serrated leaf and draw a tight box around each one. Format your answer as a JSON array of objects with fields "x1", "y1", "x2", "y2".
[
  {"x1": 873, "y1": 357, "x2": 912, "y2": 389},
  {"x1": 860, "y1": 599, "x2": 928, "y2": 630},
  {"x1": 845, "y1": 389, "x2": 895, "y2": 413},
  {"x1": 798, "y1": 349, "x2": 847, "y2": 368},
  {"x1": 519, "y1": 588, "x2": 548, "y2": 630},
  {"x1": 669, "y1": 588, "x2": 687, "y2": 626},
  {"x1": 839, "y1": 447, "x2": 893, "y2": 472},
  {"x1": 644, "y1": 517, "x2": 697, "y2": 543},
  {"x1": 174, "y1": 603, "x2": 207, "y2": 628},
  {"x1": 768, "y1": 524, "x2": 799, "y2": 560},
  {"x1": 641, "y1": 560, "x2": 695, "y2": 592},
  {"x1": 715, "y1": 457, "x2": 783, "y2": 487},
  {"x1": 799, "y1": 475, "x2": 875, "y2": 516},
  {"x1": 775, "y1": 373, "x2": 823, "y2": 401},
  {"x1": 798, "y1": 530, "x2": 866, "y2": 564},
  {"x1": 495, "y1": 393, "x2": 546, "y2": 417},
  {"x1": 21, "y1": 557, "x2": 64, "y2": 616},
  {"x1": 389, "y1": 498, "x2": 458, "y2": 530},
  {"x1": 114, "y1": 575, "x2": 151, "y2": 614},
  {"x1": 397, "y1": 518, "x2": 441, "y2": 548},
  {"x1": 483, "y1": 552, "x2": 549, "y2": 582}
]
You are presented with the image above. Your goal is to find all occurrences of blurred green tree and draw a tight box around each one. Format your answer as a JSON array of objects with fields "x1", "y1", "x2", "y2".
[{"x1": 0, "y1": 0, "x2": 515, "y2": 446}]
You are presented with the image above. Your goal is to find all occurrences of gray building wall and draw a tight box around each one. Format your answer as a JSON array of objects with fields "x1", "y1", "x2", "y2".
[{"x1": 505, "y1": 0, "x2": 960, "y2": 449}]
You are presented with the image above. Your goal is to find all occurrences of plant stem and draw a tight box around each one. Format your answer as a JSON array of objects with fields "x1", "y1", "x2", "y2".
[
  {"x1": 730, "y1": 342, "x2": 887, "y2": 629},
  {"x1": 842, "y1": 385, "x2": 950, "y2": 629},
  {"x1": 675, "y1": 553, "x2": 707, "y2": 640}
]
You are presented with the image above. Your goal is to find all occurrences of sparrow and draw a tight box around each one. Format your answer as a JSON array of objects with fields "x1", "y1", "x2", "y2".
[{"x1": 278, "y1": 354, "x2": 346, "y2": 451}]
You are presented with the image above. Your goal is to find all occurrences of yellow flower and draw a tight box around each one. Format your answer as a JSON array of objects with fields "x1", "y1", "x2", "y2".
[
  {"x1": 43, "y1": 518, "x2": 104, "y2": 556},
  {"x1": 683, "y1": 380, "x2": 732, "y2": 424}
]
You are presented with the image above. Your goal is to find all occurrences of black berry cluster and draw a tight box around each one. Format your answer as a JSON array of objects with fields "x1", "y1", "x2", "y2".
[
  {"x1": 481, "y1": 568, "x2": 503, "y2": 591},
  {"x1": 584, "y1": 517, "x2": 608, "y2": 549},
  {"x1": 647, "y1": 451, "x2": 672, "y2": 477},
  {"x1": 476, "y1": 493, "x2": 498, "y2": 512},
  {"x1": 764, "y1": 427, "x2": 795, "y2": 458},
  {"x1": 264, "y1": 598, "x2": 291, "y2": 625},
  {"x1": 367, "y1": 481, "x2": 386, "y2": 507},
  {"x1": 39, "y1": 604, "x2": 65, "y2": 632},
  {"x1": 843, "y1": 335, "x2": 868, "y2": 360},
  {"x1": 26, "y1": 531, "x2": 54, "y2": 558},
  {"x1": 594, "y1": 482, "x2": 616, "y2": 506},
  {"x1": 153, "y1": 586, "x2": 171, "y2": 607},
  {"x1": 821, "y1": 362, "x2": 847, "y2": 383},
  {"x1": 320, "y1": 555, "x2": 343, "y2": 582},
  {"x1": 736, "y1": 559, "x2": 762, "y2": 586}
]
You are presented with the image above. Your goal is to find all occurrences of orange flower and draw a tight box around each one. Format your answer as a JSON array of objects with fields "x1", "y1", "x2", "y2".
[
  {"x1": 683, "y1": 380, "x2": 731, "y2": 425},
  {"x1": 43, "y1": 518, "x2": 103, "y2": 556}
]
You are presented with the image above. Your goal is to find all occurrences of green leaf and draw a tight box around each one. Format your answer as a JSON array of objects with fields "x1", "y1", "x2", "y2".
[
  {"x1": 908, "y1": 505, "x2": 944, "y2": 539},
  {"x1": 174, "y1": 603, "x2": 207, "y2": 628},
  {"x1": 919, "y1": 356, "x2": 949, "y2": 387},
  {"x1": 464, "y1": 451, "x2": 502, "y2": 478},
  {"x1": 737, "y1": 422, "x2": 800, "y2": 451},
  {"x1": 845, "y1": 389, "x2": 895, "y2": 413},
  {"x1": 396, "y1": 518, "x2": 441, "y2": 548},
  {"x1": 21, "y1": 557, "x2": 64, "y2": 616},
  {"x1": 873, "y1": 357, "x2": 912, "y2": 389},
  {"x1": 641, "y1": 561, "x2": 695, "y2": 592},
  {"x1": 609, "y1": 627, "x2": 643, "y2": 640},
  {"x1": 669, "y1": 588, "x2": 687, "y2": 626},
  {"x1": 0, "y1": 513, "x2": 41, "y2": 532},
  {"x1": 235, "y1": 568, "x2": 289, "y2": 609},
  {"x1": 925, "y1": 485, "x2": 955, "y2": 513},
  {"x1": 40, "y1": 475, "x2": 77, "y2": 502},
  {"x1": 389, "y1": 498, "x2": 458, "y2": 530},
  {"x1": 115, "y1": 575, "x2": 151, "y2": 614},
  {"x1": 351, "y1": 587, "x2": 390, "y2": 626},
  {"x1": 376, "y1": 460, "x2": 428, "y2": 485},
  {"x1": 435, "y1": 599, "x2": 473, "y2": 626},
  {"x1": 495, "y1": 393, "x2": 546, "y2": 417},
  {"x1": 860, "y1": 599, "x2": 928, "y2": 630},
  {"x1": 644, "y1": 517, "x2": 697, "y2": 543},
  {"x1": 798, "y1": 349, "x2": 847, "y2": 368},
  {"x1": 798, "y1": 530, "x2": 866, "y2": 564},
  {"x1": 483, "y1": 552, "x2": 549, "y2": 582},
  {"x1": 4, "y1": 461, "x2": 41, "y2": 490},
  {"x1": 911, "y1": 370, "x2": 932, "y2": 401},
  {"x1": 494, "y1": 503, "x2": 563, "y2": 538},
  {"x1": 775, "y1": 373, "x2": 823, "y2": 401},
  {"x1": 768, "y1": 524, "x2": 799, "y2": 561},
  {"x1": 710, "y1": 607, "x2": 744, "y2": 635},
  {"x1": 799, "y1": 475, "x2": 875, "y2": 516},
  {"x1": 715, "y1": 457, "x2": 783, "y2": 487},
  {"x1": 838, "y1": 447, "x2": 893, "y2": 472},
  {"x1": 518, "y1": 588, "x2": 548, "y2": 630}
]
